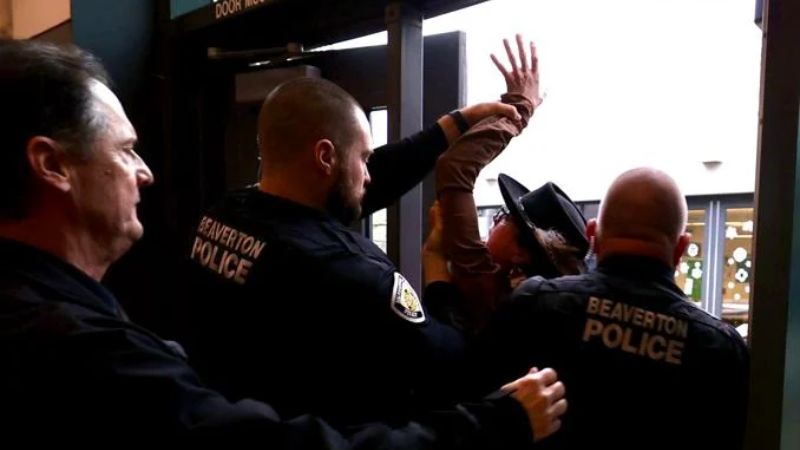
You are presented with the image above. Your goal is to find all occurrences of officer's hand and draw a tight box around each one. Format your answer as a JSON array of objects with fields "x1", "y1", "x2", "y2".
[
  {"x1": 438, "y1": 102, "x2": 520, "y2": 144},
  {"x1": 501, "y1": 367, "x2": 567, "y2": 442},
  {"x1": 491, "y1": 34, "x2": 542, "y2": 108},
  {"x1": 459, "y1": 102, "x2": 521, "y2": 129}
]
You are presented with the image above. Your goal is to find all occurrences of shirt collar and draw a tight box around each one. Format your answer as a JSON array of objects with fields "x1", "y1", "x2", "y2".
[
  {"x1": 0, "y1": 238, "x2": 122, "y2": 317},
  {"x1": 596, "y1": 254, "x2": 676, "y2": 284}
]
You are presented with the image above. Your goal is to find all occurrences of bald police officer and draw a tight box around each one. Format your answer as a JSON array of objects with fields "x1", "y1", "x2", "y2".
[
  {"x1": 476, "y1": 168, "x2": 749, "y2": 450},
  {"x1": 184, "y1": 38, "x2": 568, "y2": 443}
]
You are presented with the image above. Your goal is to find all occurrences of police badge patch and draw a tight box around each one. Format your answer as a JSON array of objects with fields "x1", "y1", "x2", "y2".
[{"x1": 390, "y1": 272, "x2": 426, "y2": 323}]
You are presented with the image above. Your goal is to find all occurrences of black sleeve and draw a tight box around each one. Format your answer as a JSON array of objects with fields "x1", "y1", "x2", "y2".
[
  {"x1": 362, "y1": 124, "x2": 448, "y2": 216},
  {"x1": 470, "y1": 279, "x2": 549, "y2": 396},
  {"x1": 471, "y1": 304, "x2": 534, "y2": 395},
  {"x1": 345, "y1": 394, "x2": 532, "y2": 450},
  {"x1": 423, "y1": 281, "x2": 471, "y2": 333},
  {"x1": 726, "y1": 340, "x2": 750, "y2": 450},
  {"x1": 345, "y1": 264, "x2": 474, "y2": 410},
  {"x1": 691, "y1": 333, "x2": 750, "y2": 450},
  {"x1": 34, "y1": 315, "x2": 532, "y2": 449}
]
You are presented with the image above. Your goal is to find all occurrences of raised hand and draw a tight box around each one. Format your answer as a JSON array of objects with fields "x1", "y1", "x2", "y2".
[{"x1": 491, "y1": 34, "x2": 542, "y2": 107}]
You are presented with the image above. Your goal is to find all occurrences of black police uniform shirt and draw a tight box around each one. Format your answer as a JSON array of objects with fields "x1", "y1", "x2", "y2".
[
  {"x1": 0, "y1": 238, "x2": 313, "y2": 439},
  {"x1": 476, "y1": 255, "x2": 750, "y2": 450},
  {"x1": 0, "y1": 238, "x2": 535, "y2": 448},
  {"x1": 185, "y1": 125, "x2": 470, "y2": 426}
]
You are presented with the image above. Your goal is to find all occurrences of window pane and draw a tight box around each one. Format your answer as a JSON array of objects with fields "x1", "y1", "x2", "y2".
[
  {"x1": 369, "y1": 109, "x2": 388, "y2": 148},
  {"x1": 476, "y1": 207, "x2": 501, "y2": 241},
  {"x1": 674, "y1": 209, "x2": 705, "y2": 306},
  {"x1": 368, "y1": 109, "x2": 388, "y2": 253},
  {"x1": 371, "y1": 208, "x2": 387, "y2": 253},
  {"x1": 722, "y1": 207, "x2": 753, "y2": 337}
]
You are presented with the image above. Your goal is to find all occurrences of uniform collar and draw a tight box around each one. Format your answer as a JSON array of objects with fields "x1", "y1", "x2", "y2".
[
  {"x1": 596, "y1": 254, "x2": 676, "y2": 283},
  {"x1": 236, "y1": 187, "x2": 334, "y2": 222},
  {"x1": 0, "y1": 238, "x2": 122, "y2": 318}
]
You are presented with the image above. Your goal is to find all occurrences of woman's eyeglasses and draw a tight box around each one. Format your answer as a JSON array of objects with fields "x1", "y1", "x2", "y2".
[{"x1": 492, "y1": 207, "x2": 510, "y2": 225}]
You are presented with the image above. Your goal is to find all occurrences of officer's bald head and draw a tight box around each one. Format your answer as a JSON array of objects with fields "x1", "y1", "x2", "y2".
[
  {"x1": 593, "y1": 168, "x2": 689, "y2": 265},
  {"x1": 257, "y1": 77, "x2": 364, "y2": 171}
]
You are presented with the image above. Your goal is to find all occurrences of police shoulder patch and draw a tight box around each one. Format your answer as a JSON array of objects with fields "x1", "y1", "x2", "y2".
[{"x1": 390, "y1": 272, "x2": 426, "y2": 324}]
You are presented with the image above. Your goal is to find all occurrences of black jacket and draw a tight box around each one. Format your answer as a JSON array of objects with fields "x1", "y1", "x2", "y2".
[
  {"x1": 476, "y1": 255, "x2": 750, "y2": 450},
  {"x1": 183, "y1": 125, "x2": 530, "y2": 446},
  {"x1": 0, "y1": 238, "x2": 530, "y2": 448}
]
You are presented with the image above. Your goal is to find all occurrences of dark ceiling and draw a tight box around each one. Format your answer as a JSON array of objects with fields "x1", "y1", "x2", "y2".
[{"x1": 173, "y1": 0, "x2": 487, "y2": 49}]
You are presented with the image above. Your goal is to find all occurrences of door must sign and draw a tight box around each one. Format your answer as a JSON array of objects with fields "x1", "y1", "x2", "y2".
[{"x1": 213, "y1": 0, "x2": 268, "y2": 20}]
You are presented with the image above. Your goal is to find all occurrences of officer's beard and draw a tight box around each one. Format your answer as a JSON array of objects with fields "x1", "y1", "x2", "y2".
[{"x1": 325, "y1": 164, "x2": 363, "y2": 225}]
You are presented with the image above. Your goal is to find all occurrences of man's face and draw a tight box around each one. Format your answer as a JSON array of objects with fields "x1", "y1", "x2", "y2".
[
  {"x1": 326, "y1": 108, "x2": 372, "y2": 224},
  {"x1": 68, "y1": 80, "x2": 154, "y2": 257}
]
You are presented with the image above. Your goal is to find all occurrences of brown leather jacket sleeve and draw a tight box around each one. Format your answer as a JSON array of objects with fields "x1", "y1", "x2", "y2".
[{"x1": 434, "y1": 93, "x2": 534, "y2": 329}]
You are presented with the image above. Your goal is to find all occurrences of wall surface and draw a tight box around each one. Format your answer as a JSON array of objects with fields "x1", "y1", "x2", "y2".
[
  {"x1": 0, "y1": 0, "x2": 11, "y2": 38},
  {"x1": 11, "y1": 0, "x2": 70, "y2": 38}
]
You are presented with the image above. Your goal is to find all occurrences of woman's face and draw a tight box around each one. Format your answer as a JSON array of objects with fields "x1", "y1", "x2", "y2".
[{"x1": 486, "y1": 209, "x2": 531, "y2": 272}]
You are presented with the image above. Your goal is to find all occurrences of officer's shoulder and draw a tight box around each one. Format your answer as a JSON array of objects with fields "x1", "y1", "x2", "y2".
[
  {"x1": 674, "y1": 302, "x2": 747, "y2": 348},
  {"x1": 206, "y1": 189, "x2": 353, "y2": 255},
  {"x1": 515, "y1": 273, "x2": 592, "y2": 296},
  {"x1": 0, "y1": 273, "x2": 70, "y2": 313},
  {"x1": 203, "y1": 187, "x2": 252, "y2": 216},
  {"x1": 509, "y1": 274, "x2": 593, "y2": 316},
  {"x1": 280, "y1": 220, "x2": 372, "y2": 263},
  {"x1": 0, "y1": 282, "x2": 103, "y2": 340}
]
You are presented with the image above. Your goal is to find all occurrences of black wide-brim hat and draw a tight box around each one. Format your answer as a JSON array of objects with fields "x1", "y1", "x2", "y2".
[{"x1": 498, "y1": 173, "x2": 590, "y2": 262}]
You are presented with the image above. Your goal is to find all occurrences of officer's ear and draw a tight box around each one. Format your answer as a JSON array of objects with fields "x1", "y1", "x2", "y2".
[
  {"x1": 26, "y1": 136, "x2": 72, "y2": 193},
  {"x1": 672, "y1": 232, "x2": 691, "y2": 268},
  {"x1": 313, "y1": 139, "x2": 337, "y2": 176},
  {"x1": 585, "y1": 218, "x2": 598, "y2": 253}
]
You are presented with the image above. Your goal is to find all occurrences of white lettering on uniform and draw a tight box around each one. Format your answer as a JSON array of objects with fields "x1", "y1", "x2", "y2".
[
  {"x1": 621, "y1": 328, "x2": 638, "y2": 354},
  {"x1": 647, "y1": 334, "x2": 666, "y2": 360},
  {"x1": 220, "y1": 250, "x2": 236, "y2": 277},
  {"x1": 582, "y1": 297, "x2": 687, "y2": 365},
  {"x1": 664, "y1": 316, "x2": 676, "y2": 334},
  {"x1": 241, "y1": 236, "x2": 254, "y2": 255},
  {"x1": 643, "y1": 311, "x2": 655, "y2": 329},
  {"x1": 638, "y1": 331, "x2": 651, "y2": 355},
  {"x1": 676, "y1": 320, "x2": 689, "y2": 339},
  {"x1": 610, "y1": 302, "x2": 623, "y2": 321},
  {"x1": 191, "y1": 237, "x2": 203, "y2": 260},
  {"x1": 234, "y1": 233, "x2": 246, "y2": 252},
  {"x1": 234, "y1": 259, "x2": 253, "y2": 285},
  {"x1": 583, "y1": 318, "x2": 603, "y2": 341},
  {"x1": 190, "y1": 218, "x2": 263, "y2": 285},
  {"x1": 249, "y1": 239, "x2": 266, "y2": 259},
  {"x1": 200, "y1": 241, "x2": 213, "y2": 266},
  {"x1": 602, "y1": 323, "x2": 624, "y2": 347},
  {"x1": 631, "y1": 307, "x2": 643, "y2": 326},
  {"x1": 208, "y1": 245, "x2": 221, "y2": 272},
  {"x1": 226, "y1": 229, "x2": 237, "y2": 248},
  {"x1": 656, "y1": 314, "x2": 670, "y2": 332},
  {"x1": 666, "y1": 340, "x2": 684, "y2": 364},
  {"x1": 600, "y1": 299, "x2": 612, "y2": 317}
]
